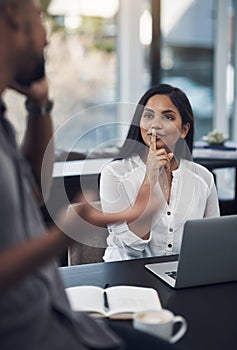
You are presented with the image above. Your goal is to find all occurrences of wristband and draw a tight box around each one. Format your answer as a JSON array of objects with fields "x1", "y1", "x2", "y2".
[{"x1": 25, "y1": 98, "x2": 54, "y2": 117}]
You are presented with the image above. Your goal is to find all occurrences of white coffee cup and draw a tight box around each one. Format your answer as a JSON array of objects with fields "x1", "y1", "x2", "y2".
[{"x1": 133, "y1": 309, "x2": 187, "y2": 343}]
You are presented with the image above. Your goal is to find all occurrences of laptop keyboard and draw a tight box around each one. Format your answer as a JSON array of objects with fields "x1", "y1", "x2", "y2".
[{"x1": 165, "y1": 271, "x2": 177, "y2": 280}]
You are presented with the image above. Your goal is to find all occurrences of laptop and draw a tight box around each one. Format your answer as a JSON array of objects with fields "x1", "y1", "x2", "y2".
[{"x1": 145, "y1": 215, "x2": 237, "y2": 288}]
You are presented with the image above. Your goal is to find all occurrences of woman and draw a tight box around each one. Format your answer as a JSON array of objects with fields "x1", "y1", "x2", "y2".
[{"x1": 100, "y1": 84, "x2": 220, "y2": 261}]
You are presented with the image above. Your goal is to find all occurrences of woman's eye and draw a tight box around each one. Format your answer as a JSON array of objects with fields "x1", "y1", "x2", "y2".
[
  {"x1": 162, "y1": 114, "x2": 173, "y2": 121},
  {"x1": 143, "y1": 113, "x2": 154, "y2": 119}
]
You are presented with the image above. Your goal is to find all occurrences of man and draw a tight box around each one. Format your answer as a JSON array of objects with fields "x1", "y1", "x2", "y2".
[{"x1": 0, "y1": 1, "x2": 182, "y2": 349}]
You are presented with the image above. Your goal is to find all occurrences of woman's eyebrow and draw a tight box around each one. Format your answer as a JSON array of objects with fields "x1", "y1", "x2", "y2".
[
  {"x1": 144, "y1": 107, "x2": 176, "y2": 115},
  {"x1": 161, "y1": 109, "x2": 176, "y2": 114},
  {"x1": 143, "y1": 107, "x2": 155, "y2": 113}
]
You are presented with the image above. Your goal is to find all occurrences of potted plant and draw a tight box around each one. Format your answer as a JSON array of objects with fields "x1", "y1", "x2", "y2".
[{"x1": 202, "y1": 130, "x2": 228, "y2": 147}]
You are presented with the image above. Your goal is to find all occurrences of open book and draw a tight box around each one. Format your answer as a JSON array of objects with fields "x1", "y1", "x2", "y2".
[{"x1": 65, "y1": 285, "x2": 162, "y2": 319}]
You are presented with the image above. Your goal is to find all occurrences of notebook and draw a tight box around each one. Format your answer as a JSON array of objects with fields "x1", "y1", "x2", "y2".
[{"x1": 145, "y1": 215, "x2": 237, "y2": 289}]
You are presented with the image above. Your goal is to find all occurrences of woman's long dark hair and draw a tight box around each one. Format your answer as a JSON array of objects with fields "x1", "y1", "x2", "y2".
[{"x1": 116, "y1": 84, "x2": 194, "y2": 161}]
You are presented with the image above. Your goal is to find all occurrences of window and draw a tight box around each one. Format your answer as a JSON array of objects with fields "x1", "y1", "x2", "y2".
[
  {"x1": 160, "y1": 0, "x2": 215, "y2": 141},
  {"x1": 4, "y1": 0, "x2": 236, "y2": 157}
]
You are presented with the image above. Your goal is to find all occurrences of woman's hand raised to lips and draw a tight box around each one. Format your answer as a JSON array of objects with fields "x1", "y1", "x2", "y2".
[{"x1": 146, "y1": 129, "x2": 173, "y2": 185}]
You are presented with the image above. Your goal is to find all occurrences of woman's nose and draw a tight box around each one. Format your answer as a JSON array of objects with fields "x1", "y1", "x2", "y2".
[{"x1": 151, "y1": 116, "x2": 163, "y2": 129}]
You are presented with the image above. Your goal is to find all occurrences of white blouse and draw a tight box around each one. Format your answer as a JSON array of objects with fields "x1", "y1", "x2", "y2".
[{"x1": 100, "y1": 155, "x2": 220, "y2": 262}]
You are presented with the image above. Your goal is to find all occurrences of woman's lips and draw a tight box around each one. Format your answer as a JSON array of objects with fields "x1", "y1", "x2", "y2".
[{"x1": 147, "y1": 131, "x2": 165, "y2": 139}]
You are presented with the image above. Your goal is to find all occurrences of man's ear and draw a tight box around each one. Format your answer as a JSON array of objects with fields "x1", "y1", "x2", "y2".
[{"x1": 1, "y1": 1, "x2": 23, "y2": 31}]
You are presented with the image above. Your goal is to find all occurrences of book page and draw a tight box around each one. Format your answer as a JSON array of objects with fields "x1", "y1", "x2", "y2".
[
  {"x1": 106, "y1": 286, "x2": 161, "y2": 318},
  {"x1": 66, "y1": 286, "x2": 105, "y2": 316}
]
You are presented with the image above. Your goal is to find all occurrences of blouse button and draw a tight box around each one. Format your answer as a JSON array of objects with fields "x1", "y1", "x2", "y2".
[
  {"x1": 167, "y1": 211, "x2": 171, "y2": 216},
  {"x1": 168, "y1": 243, "x2": 172, "y2": 248},
  {"x1": 169, "y1": 228, "x2": 173, "y2": 232}
]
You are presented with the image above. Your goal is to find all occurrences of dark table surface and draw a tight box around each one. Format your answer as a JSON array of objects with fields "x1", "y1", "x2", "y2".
[{"x1": 59, "y1": 255, "x2": 237, "y2": 350}]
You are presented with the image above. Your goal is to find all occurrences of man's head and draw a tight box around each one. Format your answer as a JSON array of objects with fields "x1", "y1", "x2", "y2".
[{"x1": 0, "y1": 0, "x2": 47, "y2": 87}]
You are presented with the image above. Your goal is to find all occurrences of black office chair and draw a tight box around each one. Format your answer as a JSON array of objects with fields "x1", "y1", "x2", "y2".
[
  {"x1": 194, "y1": 158, "x2": 237, "y2": 215},
  {"x1": 66, "y1": 202, "x2": 108, "y2": 265}
]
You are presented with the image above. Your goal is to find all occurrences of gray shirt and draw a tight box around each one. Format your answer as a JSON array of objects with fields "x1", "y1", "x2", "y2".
[{"x1": 0, "y1": 105, "x2": 122, "y2": 350}]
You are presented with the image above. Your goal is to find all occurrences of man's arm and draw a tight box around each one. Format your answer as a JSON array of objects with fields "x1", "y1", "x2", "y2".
[
  {"x1": 0, "y1": 226, "x2": 69, "y2": 294},
  {"x1": 0, "y1": 186, "x2": 156, "y2": 294},
  {"x1": 12, "y1": 77, "x2": 54, "y2": 202}
]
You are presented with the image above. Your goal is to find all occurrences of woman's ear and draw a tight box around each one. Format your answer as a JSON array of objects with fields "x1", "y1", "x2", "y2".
[{"x1": 181, "y1": 122, "x2": 190, "y2": 139}]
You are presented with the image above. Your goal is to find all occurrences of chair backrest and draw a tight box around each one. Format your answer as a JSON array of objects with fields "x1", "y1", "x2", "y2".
[
  {"x1": 194, "y1": 157, "x2": 237, "y2": 215},
  {"x1": 66, "y1": 202, "x2": 108, "y2": 265}
]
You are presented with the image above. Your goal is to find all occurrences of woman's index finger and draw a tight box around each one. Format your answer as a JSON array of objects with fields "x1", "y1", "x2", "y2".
[{"x1": 150, "y1": 129, "x2": 157, "y2": 151}]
